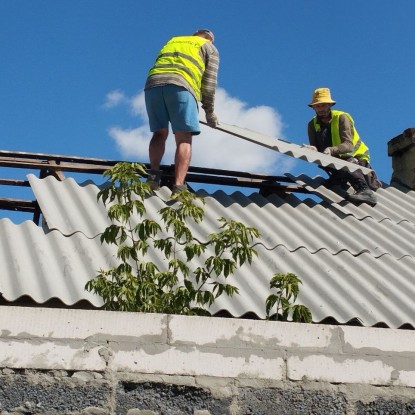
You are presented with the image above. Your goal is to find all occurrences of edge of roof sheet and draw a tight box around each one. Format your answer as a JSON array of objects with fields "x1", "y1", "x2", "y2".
[
  {"x1": 286, "y1": 173, "x2": 415, "y2": 225},
  {"x1": 203, "y1": 121, "x2": 373, "y2": 176}
]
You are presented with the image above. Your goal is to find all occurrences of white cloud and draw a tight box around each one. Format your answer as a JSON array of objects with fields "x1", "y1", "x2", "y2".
[
  {"x1": 106, "y1": 87, "x2": 297, "y2": 175},
  {"x1": 130, "y1": 92, "x2": 148, "y2": 119},
  {"x1": 108, "y1": 125, "x2": 149, "y2": 156},
  {"x1": 102, "y1": 90, "x2": 127, "y2": 109}
]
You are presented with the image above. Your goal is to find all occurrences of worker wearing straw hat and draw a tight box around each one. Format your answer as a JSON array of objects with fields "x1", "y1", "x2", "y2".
[{"x1": 305, "y1": 87, "x2": 380, "y2": 206}]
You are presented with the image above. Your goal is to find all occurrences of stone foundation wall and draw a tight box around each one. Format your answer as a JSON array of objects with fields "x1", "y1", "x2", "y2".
[{"x1": 1, "y1": 306, "x2": 414, "y2": 414}]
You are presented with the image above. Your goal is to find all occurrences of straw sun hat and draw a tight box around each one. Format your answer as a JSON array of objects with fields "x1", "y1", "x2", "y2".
[{"x1": 308, "y1": 87, "x2": 336, "y2": 107}]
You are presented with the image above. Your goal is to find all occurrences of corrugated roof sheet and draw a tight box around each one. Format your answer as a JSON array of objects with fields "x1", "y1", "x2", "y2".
[
  {"x1": 0, "y1": 219, "x2": 108, "y2": 307},
  {"x1": 1, "y1": 173, "x2": 414, "y2": 329},
  {"x1": 210, "y1": 122, "x2": 374, "y2": 176}
]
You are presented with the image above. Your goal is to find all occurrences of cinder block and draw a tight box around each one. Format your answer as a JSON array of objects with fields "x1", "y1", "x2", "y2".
[
  {"x1": 116, "y1": 382, "x2": 231, "y2": 414},
  {"x1": 287, "y1": 355, "x2": 393, "y2": 385},
  {"x1": 356, "y1": 397, "x2": 415, "y2": 414},
  {"x1": 0, "y1": 341, "x2": 106, "y2": 371},
  {"x1": 110, "y1": 344, "x2": 285, "y2": 380},
  {"x1": 341, "y1": 325, "x2": 415, "y2": 354},
  {"x1": 392, "y1": 370, "x2": 415, "y2": 388},
  {"x1": 169, "y1": 314, "x2": 335, "y2": 350},
  {"x1": 0, "y1": 306, "x2": 167, "y2": 343},
  {"x1": 0, "y1": 375, "x2": 111, "y2": 413},
  {"x1": 237, "y1": 387, "x2": 348, "y2": 414}
]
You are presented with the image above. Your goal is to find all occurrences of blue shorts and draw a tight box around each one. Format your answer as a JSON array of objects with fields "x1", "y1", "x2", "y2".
[{"x1": 145, "y1": 84, "x2": 201, "y2": 135}]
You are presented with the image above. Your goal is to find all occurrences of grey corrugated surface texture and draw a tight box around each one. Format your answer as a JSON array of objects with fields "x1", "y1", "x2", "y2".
[
  {"x1": 208, "y1": 122, "x2": 373, "y2": 176},
  {"x1": 0, "y1": 218, "x2": 107, "y2": 307},
  {"x1": 1, "y1": 173, "x2": 414, "y2": 328}
]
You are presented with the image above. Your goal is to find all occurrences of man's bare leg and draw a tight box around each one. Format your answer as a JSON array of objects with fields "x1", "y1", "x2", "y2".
[
  {"x1": 174, "y1": 132, "x2": 192, "y2": 185},
  {"x1": 149, "y1": 129, "x2": 168, "y2": 170}
]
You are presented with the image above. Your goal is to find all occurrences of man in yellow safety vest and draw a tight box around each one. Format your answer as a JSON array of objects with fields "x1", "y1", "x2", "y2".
[
  {"x1": 144, "y1": 29, "x2": 219, "y2": 195},
  {"x1": 305, "y1": 87, "x2": 380, "y2": 206}
]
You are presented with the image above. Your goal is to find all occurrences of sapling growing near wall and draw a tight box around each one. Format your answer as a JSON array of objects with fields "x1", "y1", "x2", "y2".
[
  {"x1": 85, "y1": 162, "x2": 259, "y2": 315},
  {"x1": 265, "y1": 272, "x2": 312, "y2": 323},
  {"x1": 86, "y1": 162, "x2": 312, "y2": 322}
]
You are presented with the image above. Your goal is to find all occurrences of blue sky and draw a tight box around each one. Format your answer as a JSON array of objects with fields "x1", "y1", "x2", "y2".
[{"x1": 1, "y1": 1, "x2": 414, "y2": 220}]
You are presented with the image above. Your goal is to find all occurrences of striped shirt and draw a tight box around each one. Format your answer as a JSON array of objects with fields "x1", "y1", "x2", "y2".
[{"x1": 145, "y1": 39, "x2": 219, "y2": 114}]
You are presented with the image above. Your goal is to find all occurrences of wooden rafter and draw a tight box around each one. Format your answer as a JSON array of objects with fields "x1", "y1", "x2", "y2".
[{"x1": 0, "y1": 150, "x2": 308, "y2": 223}]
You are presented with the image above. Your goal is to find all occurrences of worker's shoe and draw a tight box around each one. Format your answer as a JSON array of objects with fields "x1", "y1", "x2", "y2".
[
  {"x1": 347, "y1": 182, "x2": 377, "y2": 206},
  {"x1": 171, "y1": 184, "x2": 188, "y2": 196},
  {"x1": 146, "y1": 169, "x2": 162, "y2": 191}
]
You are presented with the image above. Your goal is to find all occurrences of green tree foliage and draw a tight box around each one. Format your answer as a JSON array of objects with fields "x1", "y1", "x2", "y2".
[
  {"x1": 85, "y1": 162, "x2": 312, "y2": 323},
  {"x1": 265, "y1": 273, "x2": 312, "y2": 323},
  {"x1": 85, "y1": 162, "x2": 260, "y2": 316}
]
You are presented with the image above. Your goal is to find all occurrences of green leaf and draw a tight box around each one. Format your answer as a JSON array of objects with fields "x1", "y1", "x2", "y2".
[
  {"x1": 292, "y1": 305, "x2": 313, "y2": 323},
  {"x1": 89, "y1": 162, "x2": 312, "y2": 321},
  {"x1": 265, "y1": 294, "x2": 278, "y2": 317}
]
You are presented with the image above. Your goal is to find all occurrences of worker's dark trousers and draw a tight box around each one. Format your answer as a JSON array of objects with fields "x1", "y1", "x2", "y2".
[{"x1": 322, "y1": 157, "x2": 380, "y2": 191}]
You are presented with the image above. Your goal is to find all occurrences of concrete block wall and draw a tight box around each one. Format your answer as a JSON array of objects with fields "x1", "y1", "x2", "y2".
[{"x1": 0, "y1": 306, "x2": 415, "y2": 414}]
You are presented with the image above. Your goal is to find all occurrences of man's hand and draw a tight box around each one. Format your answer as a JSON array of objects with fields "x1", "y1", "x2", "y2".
[
  {"x1": 302, "y1": 144, "x2": 317, "y2": 151},
  {"x1": 323, "y1": 147, "x2": 332, "y2": 155},
  {"x1": 206, "y1": 112, "x2": 219, "y2": 128}
]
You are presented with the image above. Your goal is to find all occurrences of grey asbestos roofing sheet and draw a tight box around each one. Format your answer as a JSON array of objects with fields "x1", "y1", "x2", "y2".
[
  {"x1": 1, "y1": 173, "x2": 414, "y2": 328},
  {"x1": 0, "y1": 219, "x2": 105, "y2": 307},
  {"x1": 207, "y1": 121, "x2": 373, "y2": 176},
  {"x1": 28, "y1": 174, "x2": 108, "y2": 237},
  {"x1": 287, "y1": 173, "x2": 415, "y2": 224}
]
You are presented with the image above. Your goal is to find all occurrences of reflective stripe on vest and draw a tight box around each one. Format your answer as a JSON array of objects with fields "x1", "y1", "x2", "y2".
[
  {"x1": 313, "y1": 110, "x2": 369, "y2": 160},
  {"x1": 148, "y1": 36, "x2": 208, "y2": 101}
]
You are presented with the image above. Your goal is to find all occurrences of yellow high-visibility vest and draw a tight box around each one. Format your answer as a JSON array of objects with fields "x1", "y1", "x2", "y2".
[
  {"x1": 148, "y1": 36, "x2": 209, "y2": 101},
  {"x1": 313, "y1": 110, "x2": 370, "y2": 160}
]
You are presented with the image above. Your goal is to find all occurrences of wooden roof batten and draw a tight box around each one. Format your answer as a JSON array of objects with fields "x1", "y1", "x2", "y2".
[{"x1": 0, "y1": 150, "x2": 307, "y2": 224}]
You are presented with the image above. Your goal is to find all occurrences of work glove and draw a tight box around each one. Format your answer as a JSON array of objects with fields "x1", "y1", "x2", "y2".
[
  {"x1": 302, "y1": 144, "x2": 317, "y2": 151},
  {"x1": 205, "y1": 112, "x2": 219, "y2": 128},
  {"x1": 323, "y1": 147, "x2": 332, "y2": 155}
]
